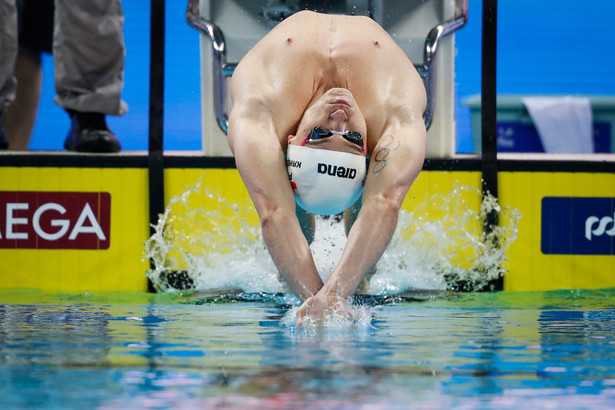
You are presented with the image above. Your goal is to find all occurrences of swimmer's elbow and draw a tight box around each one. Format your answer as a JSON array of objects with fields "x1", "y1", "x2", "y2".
[
  {"x1": 365, "y1": 193, "x2": 402, "y2": 221},
  {"x1": 244, "y1": 95, "x2": 272, "y2": 111},
  {"x1": 233, "y1": 94, "x2": 273, "y2": 117},
  {"x1": 230, "y1": 96, "x2": 275, "y2": 133},
  {"x1": 259, "y1": 204, "x2": 295, "y2": 235}
]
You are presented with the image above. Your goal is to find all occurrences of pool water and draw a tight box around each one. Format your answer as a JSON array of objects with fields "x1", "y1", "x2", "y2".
[{"x1": 1, "y1": 289, "x2": 615, "y2": 409}]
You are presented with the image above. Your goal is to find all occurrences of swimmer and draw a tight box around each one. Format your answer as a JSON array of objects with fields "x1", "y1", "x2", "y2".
[{"x1": 228, "y1": 11, "x2": 426, "y2": 325}]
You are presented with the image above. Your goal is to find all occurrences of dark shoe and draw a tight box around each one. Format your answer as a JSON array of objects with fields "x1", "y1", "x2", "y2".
[
  {"x1": 0, "y1": 117, "x2": 8, "y2": 149},
  {"x1": 64, "y1": 110, "x2": 121, "y2": 153}
]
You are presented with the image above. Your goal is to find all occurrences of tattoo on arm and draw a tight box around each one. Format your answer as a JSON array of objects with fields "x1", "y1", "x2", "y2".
[
  {"x1": 372, "y1": 135, "x2": 400, "y2": 174},
  {"x1": 372, "y1": 147, "x2": 390, "y2": 174}
]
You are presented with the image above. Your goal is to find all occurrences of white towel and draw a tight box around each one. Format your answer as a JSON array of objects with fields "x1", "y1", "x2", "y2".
[{"x1": 522, "y1": 96, "x2": 594, "y2": 153}]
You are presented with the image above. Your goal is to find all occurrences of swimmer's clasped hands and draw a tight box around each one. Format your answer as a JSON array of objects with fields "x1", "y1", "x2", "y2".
[{"x1": 295, "y1": 292, "x2": 357, "y2": 327}]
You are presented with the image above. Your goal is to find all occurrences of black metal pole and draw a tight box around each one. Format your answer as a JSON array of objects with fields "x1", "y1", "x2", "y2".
[
  {"x1": 481, "y1": 0, "x2": 501, "y2": 290},
  {"x1": 481, "y1": 0, "x2": 498, "y2": 200},
  {"x1": 148, "y1": 0, "x2": 166, "y2": 292}
]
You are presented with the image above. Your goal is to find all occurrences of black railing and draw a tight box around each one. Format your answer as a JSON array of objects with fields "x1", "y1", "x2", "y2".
[{"x1": 148, "y1": 0, "x2": 166, "y2": 291}]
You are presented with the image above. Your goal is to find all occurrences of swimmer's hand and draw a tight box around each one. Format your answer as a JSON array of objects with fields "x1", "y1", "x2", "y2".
[{"x1": 296, "y1": 294, "x2": 356, "y2": 327}]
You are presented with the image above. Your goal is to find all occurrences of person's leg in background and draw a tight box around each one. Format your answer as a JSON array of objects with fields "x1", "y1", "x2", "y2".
[
  {"x1": 0, "y1": 0, "x2": 19, "y2": 149},
  {"x1": 54, "y1": 0, "x2": 127, "y2": 153},
  {"x1": 3, "y1": 49, "x2": 42, "y2": 149},
  {"x1": 2, "y1": 0, "x2": 54, "y2": 150}
]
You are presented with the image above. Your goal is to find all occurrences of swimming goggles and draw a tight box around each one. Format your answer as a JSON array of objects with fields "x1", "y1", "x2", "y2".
[{"x1": 301, "y1": 126, "x2": 365, "y2": 154}]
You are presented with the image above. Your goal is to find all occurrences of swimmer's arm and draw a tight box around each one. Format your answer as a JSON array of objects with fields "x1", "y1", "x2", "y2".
[
  {"x1": 319, "y1": 123, "x2": 427, "y2": 299},
  {"x1": 228, "y1": 101, "x2": 323, "y2": 301}
]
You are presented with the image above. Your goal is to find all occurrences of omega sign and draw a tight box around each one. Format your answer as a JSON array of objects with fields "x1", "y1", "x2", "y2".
[{"x1": 0, "y1": 191, "x2": 111, "y2": 250}]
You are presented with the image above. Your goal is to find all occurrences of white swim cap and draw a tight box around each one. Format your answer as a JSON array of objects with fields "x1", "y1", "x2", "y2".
[{"x1": 286, "y1": 144, "x2": 366, "y2": 215}]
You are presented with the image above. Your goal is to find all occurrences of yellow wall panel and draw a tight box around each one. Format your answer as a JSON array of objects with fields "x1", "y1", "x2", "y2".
[
  {"x1": 1, "y1": 164, "x2": 612, "y2": 293},
  {"x1": 0, "y1": 167, "x2": 150, "y2": 292},
  {"x1": 500, "y1": 172, "x2": 615, "y2": 291},
  {"x1": 164, "y1": 168, "x2": 260, "y2": 225}
]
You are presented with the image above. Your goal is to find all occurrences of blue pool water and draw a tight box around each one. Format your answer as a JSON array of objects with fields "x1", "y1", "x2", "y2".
[{"x1": 2, "y1": 289, "x2": 615, "y2": 409}]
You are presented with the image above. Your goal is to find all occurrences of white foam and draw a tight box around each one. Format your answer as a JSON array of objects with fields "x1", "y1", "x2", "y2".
[
  {"x1": 282, "y1": 304, "x2": 377, "y2": 335},
  {"x1": 144, "y1": 178, "x2": 520, "y2": 296}
]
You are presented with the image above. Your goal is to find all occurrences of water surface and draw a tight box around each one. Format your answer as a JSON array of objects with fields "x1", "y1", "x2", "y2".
[{"x1": 2, "y1": 288, "x2": 615, "y2": 409}]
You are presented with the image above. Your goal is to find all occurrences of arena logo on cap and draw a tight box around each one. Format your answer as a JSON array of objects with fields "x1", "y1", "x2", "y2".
[
  {"x1": 541, "y1": 196, "x2": 615, "y2": 255},
  {"x1": 317, "y1": 163, "x2": 358, "y2": 179},
  {"x1": 0, "y1": 191, "x2": 111, "y2": 250}
]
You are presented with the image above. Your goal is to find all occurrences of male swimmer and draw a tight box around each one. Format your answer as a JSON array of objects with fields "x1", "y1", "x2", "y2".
[{"x1": 228, "y1": 11, "x2": 426, "y2": 325}]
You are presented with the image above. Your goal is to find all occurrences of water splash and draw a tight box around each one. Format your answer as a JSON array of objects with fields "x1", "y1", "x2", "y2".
[
  {"x1": 144, "y1": 176, "x2": 281, "y2": 294},
  {"x1": 145, "y1": 178, "x2": 520, "y2": 296},
  {"x1": 282, "y1": 304, "x2": 376, "y2": 336},
  {"x1": 372, "y1": 184, "x2": 521, "y2": 293}
]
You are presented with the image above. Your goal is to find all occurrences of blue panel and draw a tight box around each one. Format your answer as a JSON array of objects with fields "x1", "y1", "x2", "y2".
[
  {"x1": 455, "y1": 0, "x2": 615, "y2": 153},
  {"x1": 497, "y1": 122, "x2": 611, "y2": 153},
  {"x1": 497, "y1": 122, "x2": 545, "y2": 152},
  {"x1": 593, "y1": 123, "x2": 612, "y2": 153},
  {"x1": 541, "y1": 197, "x2": 615, "y2": 255}
]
